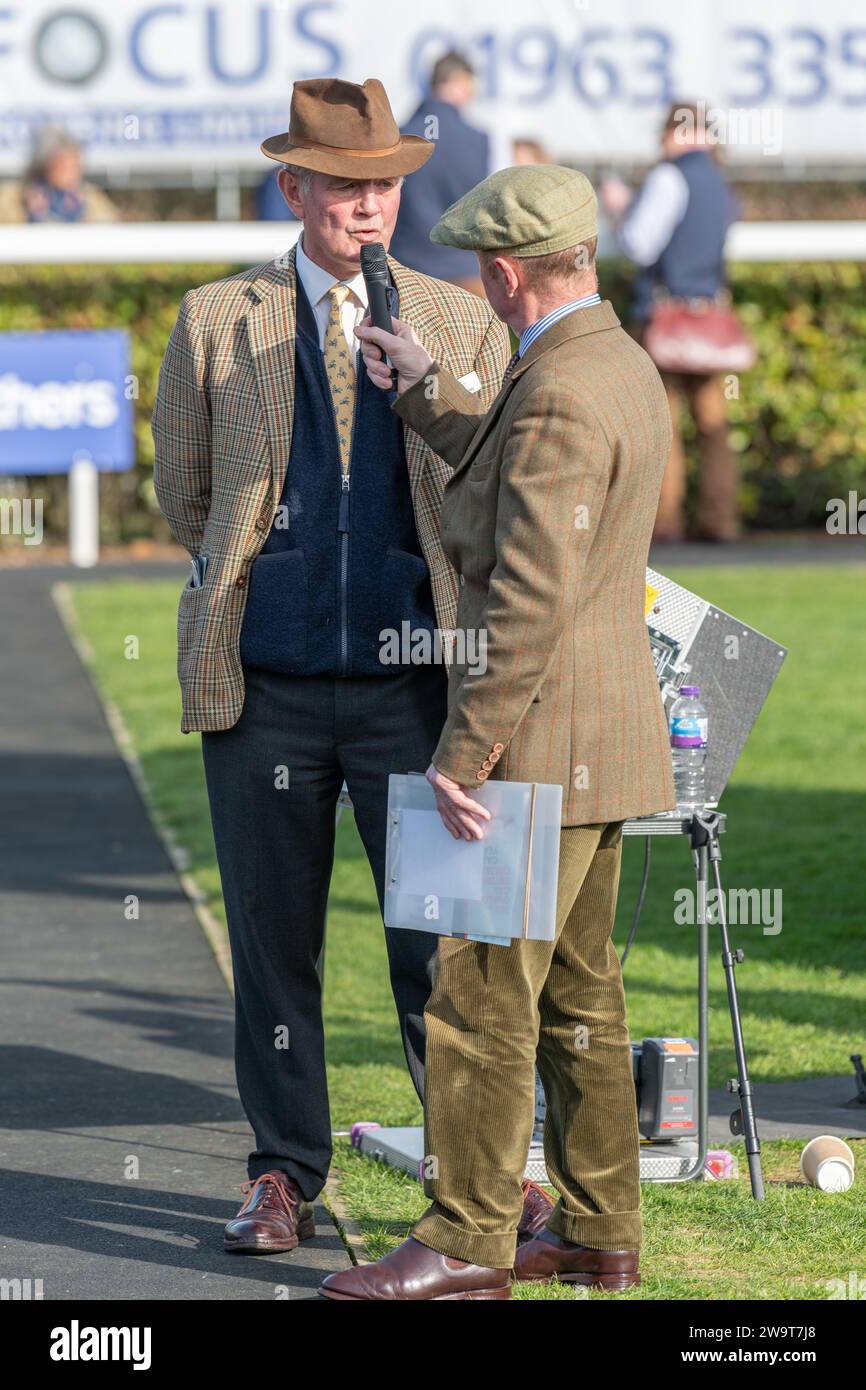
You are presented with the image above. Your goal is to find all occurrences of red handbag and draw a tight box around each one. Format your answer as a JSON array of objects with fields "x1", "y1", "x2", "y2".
[{"x1": 643, "y1": 295, "x2": 756, "y2": 375}]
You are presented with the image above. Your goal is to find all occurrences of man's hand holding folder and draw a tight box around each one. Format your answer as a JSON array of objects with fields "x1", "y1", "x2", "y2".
[{"x1": 425, "y1": 763, "x2": 491, "y2": 841}]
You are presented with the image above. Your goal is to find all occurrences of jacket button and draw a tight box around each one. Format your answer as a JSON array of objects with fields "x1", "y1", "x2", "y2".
[
  {"x1": 476, "y1": 769, "x2": 488, "y2": 781},
  {"x1": 235, "y1": 574, "x2": 247, "y2": 588},
  {"x1": 459, "y1": 574, "x2": 465, "y2": 586},
  {"x1": 481, "y1": 758, "x2": 493, "y2": 771},
  {"x1": 255, "y1": 515, "x2": 267, "y2": 531},
  {"x1": 489, "y1": 751, "x2": 500, "y2": 763},
  {"x1": 492, "y1": 742, "x2": 504, "y2": 754}
]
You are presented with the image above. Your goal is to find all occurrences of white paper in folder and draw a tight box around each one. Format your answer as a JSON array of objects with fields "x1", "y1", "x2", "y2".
[
  {"x1": 385, "y1": 773, "x2": 563, "y2": 945},
  {"x1": 399, "y1": 810, "x2": 486, "y2": 901}
]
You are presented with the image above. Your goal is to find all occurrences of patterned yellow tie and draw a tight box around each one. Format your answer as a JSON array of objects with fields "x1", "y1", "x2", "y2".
[{"x1": 323, "y1": 283, "x2": 356, "y2": 476}]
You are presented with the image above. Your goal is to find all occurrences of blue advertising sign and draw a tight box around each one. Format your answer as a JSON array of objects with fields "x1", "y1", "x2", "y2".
[{"x1": 0, "y1": 329, "x2": 134, "y2": 475}]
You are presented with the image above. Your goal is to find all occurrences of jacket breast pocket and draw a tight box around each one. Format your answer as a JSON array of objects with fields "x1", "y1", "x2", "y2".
[{"x1": 467, "y1": 455, "x2": 495, "y2": 483}]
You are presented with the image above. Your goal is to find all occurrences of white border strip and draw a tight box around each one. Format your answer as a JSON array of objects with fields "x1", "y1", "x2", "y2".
[{"x1": 3, "y1": 219, "x2": 866, "y2": 264}]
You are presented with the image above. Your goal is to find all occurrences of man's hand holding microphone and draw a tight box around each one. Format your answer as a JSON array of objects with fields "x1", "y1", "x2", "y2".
[{"x1": 354, "y1": 313, "x2": 433, "y2": 396}]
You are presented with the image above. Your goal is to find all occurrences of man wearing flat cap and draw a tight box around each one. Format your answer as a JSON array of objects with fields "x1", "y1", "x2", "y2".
[
  {"x1": 152, "y1": 77, "x2": 512, "y2": 1252},
  {"x1": 322, "y1": 164, "x2": 676, "y2": 1299}
]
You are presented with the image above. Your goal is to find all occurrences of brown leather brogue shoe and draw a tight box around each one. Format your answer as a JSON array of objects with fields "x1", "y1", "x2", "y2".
[
  {"x1": 517, "y1": 1178, "x2": 556, "y2": 1245},
  {"x1": 224, "y1": 1170, "x2": 315, "y2": 1254},
  {"x1": 319, "y1": 1236, "x2": 511, "y2": 1300},
  {"x1": 512, "y1": 1228, "x2": 640, "y2": 1291}
]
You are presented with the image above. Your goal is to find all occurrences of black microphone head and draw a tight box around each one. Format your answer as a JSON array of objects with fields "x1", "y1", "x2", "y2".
[{"x1": 360, "y1": 241, "x2": 388, "y2": 282}]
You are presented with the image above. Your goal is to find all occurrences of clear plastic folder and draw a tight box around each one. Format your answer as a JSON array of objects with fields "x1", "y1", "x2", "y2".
[{"x1": 384, "y1": 773, "x2": 563, "y2": 946}]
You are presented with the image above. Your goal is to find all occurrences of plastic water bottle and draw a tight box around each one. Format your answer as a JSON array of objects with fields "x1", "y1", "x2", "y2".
[{"x1": 669, "y1": 685, "x2": 708, "y2": 814}]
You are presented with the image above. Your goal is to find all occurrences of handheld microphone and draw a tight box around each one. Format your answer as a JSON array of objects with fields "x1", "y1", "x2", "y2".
[{"x1": 360, "y1": 241, "x2": 399, "y2": 391}]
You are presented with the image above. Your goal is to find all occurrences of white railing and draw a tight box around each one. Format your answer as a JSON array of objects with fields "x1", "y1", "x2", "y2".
[
  {"x1": 2, "y1": 220, "x2": 866, "y2": 264},
  {"x1": 0, "y1": 220, "x2": 301, "y2": 265}
]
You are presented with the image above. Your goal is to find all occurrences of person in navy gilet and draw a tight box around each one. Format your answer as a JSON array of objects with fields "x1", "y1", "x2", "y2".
[
  {"x1": 603, "y1": 101, "x2": 741, "y2": 542},
  {"x1": 390, "y1": 51, "x2": 491, "y2": 298}
]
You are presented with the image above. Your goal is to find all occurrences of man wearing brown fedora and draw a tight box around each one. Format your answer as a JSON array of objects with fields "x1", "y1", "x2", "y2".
[{"x1": 152, "y1": 77, "x2": 511, "y2": 1253}]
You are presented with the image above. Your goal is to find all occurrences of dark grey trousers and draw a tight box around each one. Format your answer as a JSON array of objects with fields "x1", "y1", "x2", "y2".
[{"x1": 200, "y1": 662, "x2": 447, "y2": 1198}]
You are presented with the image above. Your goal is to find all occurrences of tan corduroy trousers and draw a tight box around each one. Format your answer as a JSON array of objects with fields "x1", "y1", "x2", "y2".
[{"x1": 412, "y1": 819, "x2": 641, "y2": 1269}]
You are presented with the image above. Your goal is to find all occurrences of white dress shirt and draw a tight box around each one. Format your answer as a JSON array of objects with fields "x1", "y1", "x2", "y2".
[
  {"x1": 293, "y1": 232, "x2": 486, "y2": 397},
  {"x1": 294, "y1": 231, "x2": 368, "y2": 358}
]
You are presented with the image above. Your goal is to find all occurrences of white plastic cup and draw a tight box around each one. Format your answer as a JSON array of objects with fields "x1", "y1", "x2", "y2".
[{"x1": 800, "y1": 1135, "x2": 855, "y2": 1192}]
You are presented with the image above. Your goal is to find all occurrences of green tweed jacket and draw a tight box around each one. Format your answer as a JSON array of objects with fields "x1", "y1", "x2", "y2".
[
  {"x1": 151, "y1": 242, "x2": 510, "y2": 732},
  {"x1": 392, "y1": 300, "x2": 677, "y2": 825}
]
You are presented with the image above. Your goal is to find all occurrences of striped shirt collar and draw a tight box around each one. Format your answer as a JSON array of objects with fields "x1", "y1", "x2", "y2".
[{"x1": 518, "y1": 292, "x2": 602, "y2": 357}]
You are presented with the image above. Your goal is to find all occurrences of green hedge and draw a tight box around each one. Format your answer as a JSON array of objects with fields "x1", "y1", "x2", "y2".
[{"x1": 1, "y1": 259, "x2": 863, "y2": 538}]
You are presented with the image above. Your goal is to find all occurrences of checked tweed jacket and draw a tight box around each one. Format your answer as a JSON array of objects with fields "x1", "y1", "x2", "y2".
[
  {"x1": 151, "y1": 242, "x2": 510, "y2": 732},
  {"x1": 392, "y1": 300, "x2": 678, "y2": 824}
]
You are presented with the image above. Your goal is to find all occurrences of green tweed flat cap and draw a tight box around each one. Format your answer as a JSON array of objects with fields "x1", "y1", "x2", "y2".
[{"x1": 430, "y1": 163, "x2": 598, "y2": 257}]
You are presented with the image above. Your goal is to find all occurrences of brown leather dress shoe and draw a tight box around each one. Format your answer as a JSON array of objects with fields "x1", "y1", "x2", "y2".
[
  {"x1": 512, "y1": 1228, "x2": 640, "y2": 1291},
  {"x1": 224, "y1": 1170, "x2": 315, "y2": 1254},
  {"x1": 319, "y1": 1236, "x2": 511, "y2": 1300},
  {"x1": 517, "y1": 1178, "x2": 556, "y2": 1245}
]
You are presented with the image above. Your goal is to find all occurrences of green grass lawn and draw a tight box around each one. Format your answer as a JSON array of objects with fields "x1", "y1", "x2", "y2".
[{"x1": 63, "y1": 565, "x2": 866, "y2": 1299}]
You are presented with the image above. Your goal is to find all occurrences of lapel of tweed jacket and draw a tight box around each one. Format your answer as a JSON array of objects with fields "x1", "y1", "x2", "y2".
[
  {"x1": 447, "y1": 299, "x2": 622, "y2": 488},
  {"x1": 246, "y1": 243, "x2": 452, "y2": 507},
  {"x1": 247, "y1": 242, "x2": 299, "y2": 503},
  {"x1": 385, "y1": 254, "x2": 451, "y2": 499}
]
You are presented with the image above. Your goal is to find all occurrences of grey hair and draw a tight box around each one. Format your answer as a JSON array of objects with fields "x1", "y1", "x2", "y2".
[
  {"x1": 280, "y1": 163, "x2": 316, "y2": 198},
  {"x1": 26, "y1": 124, "x2": 80, "y2": 183},
  {"x1": 278, "y1": 164, "x2": 405, "y2": 199}
]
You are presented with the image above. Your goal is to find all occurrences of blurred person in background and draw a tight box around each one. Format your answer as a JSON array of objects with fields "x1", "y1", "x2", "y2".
[
  {"x1": 390, "y1": 51, "x2": 491, "y2": 298},
  {"x1": 602, "y1": 101, "x2": 741, "y2": 543},
  {"x1": 0, "y1": 125, "x2": 118, "y2": 223},
  {"x1": 255, "y1": 166, "x2": 298, "y2": 221},
  {"x1": 513, "y1": 138, "x2": 553, "y2": 165}
]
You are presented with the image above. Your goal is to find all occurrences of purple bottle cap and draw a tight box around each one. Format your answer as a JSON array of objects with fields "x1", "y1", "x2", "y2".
[{"x1": 680, "y1": 685, "x2": 700, "y2": 696}]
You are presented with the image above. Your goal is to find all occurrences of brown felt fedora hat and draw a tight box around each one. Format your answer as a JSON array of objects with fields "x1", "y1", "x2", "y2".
[{"x1": 261, "y1": 77, "x2": 434, "y2": 179}]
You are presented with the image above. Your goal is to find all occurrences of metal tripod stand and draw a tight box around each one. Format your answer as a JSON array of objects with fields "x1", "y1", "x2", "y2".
[
  {"x1": 621, "y1": 810, "x2": 764, "y2": 1198},
  {"x1": 691, "y1": 810, "x2": 764, "y2": 1198}
]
